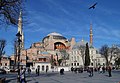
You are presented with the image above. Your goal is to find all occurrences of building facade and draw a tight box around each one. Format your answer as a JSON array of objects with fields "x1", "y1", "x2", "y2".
[
  {"x1": 0, "y1": 55, "x2": 10, "y2": 69},
  {"x1": 9, "y1": 15, "x2": 116, "y2": 71}
]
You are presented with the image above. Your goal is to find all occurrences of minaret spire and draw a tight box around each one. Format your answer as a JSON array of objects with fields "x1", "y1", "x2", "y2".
[
  {"x1": 18, "y1": 10, "x2": 24, "y2": 49},
  {"x1": 90, "y1": 23, "x2": 93, "y2": 47}
]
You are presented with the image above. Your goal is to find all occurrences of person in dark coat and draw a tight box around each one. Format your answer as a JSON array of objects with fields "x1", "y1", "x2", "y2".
[
  {"x1": 108, "y1": 65, "x2": 112, "y2": 77},
  {"x1": 90, "y1": 67, "x2": 94, "y2": 77},
  {"x1": 88, "y1": 67, "x2": 93, "y2": 77},
  {"x1": 36, "y1": 69, "x2": 37, "y2": 75},
  {"x1": 60, "y1": 68, "x2": 64, "y2": 75},
  {"x1": 46, "y1": 68, "x2": 48, "y2": 74},
  {"x1": 27, "y1": 68, "x2": 31, "y2": 74},
  {"x1": 74, "y1": 68, "x2": 77, "y2": 74},
  {"x1": 102, "y1": 66, "x2": 105, "y2": 73},
  {"x1": 20, "y1": 67, "x2": 26, "y2": 83},
  {"x1": 37, "y1": 66, "x2": 40, "y2": 76},
  {"x1": 71, "y1": 67, "x2": 74, "y2": 73}
]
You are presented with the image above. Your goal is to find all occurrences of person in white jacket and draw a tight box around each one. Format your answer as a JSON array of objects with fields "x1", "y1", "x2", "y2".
[{"x1": 99, "y1": 66, "x2": 102, "y2": 73}]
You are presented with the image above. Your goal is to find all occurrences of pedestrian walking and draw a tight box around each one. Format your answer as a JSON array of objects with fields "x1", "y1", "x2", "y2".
[
  {"x1": 102, "y1": 66, "x2": 105, "y2": 73},
  {"x1": 60, "y1": 68, "x2": 64, "y2": 75},
  {"x1": 46, "y1": 68, "x2": 48, "y2": 73},
  {"x1": 71, "y1": 67, "x2": 74, "y2": 73},
  {"x1": 20, "y1": 67, "x2": 26, "y2": 83},
  {"x1": 74, "y1": 68, "x2": 77, "y2": 74},
  {"x1": 88, "y1": 67, "x2": 93, "y2": 77},
  {"x1": 99, "y1": 67, "x2": 102, "y2": 73},
  {"x1": 27, "y1": 68, "x2": 31, "y2": 75},
  {"x1": 37, "y1": 66, "x2": 40, "y2": 76},
  {"x1": 91, "y1": 67, "x2": 94, "y2": 76},
  {"x1": 36, "y1": 68, "x2": 37, "y2": 75},
  {"x1": 108, "y1": 65, "x2": 112, "y2": 77}
]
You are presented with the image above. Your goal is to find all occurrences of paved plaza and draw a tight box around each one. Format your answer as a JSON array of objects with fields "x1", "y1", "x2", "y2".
[{"x1": 1, "y1": 70, "x2": 120, "y2": 83}]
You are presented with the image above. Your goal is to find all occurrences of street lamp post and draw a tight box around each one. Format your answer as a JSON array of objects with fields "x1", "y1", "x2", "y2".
[
  {"x1": 16, "y1": 31, "x2": 22, "y2": 83},
  {"x1": 26, "y1": 50, "x2": 28, "y2": 68},
  {"x1": 56, "y1": 49, "x2": 59, "y2": 72}
]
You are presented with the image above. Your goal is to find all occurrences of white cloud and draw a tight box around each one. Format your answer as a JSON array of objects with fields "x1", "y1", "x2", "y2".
[
  {"x1": 47, "y1": 0, "x2": 70, "y2": 15},
  {"x1": 112, "y1": 30, "x2": 120, "y2": 38}
]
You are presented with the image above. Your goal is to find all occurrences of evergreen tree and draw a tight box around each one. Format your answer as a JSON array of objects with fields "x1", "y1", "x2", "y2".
[{"x1": 84, "y1": 43, "x2": 90, "y2": 67}]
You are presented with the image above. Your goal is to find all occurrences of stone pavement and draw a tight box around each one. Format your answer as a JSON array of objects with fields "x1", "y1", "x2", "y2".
[{"x1": 2, "y1": 70, "x2": 120, "y2": 83}]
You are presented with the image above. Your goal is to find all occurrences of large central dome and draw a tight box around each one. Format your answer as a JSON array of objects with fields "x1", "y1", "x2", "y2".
[
  {"x1": 47, "y1": 32, "x2": 62, "y2": 36},
  {"x1": 42, "y1": 32, "x2": 67, "y2": 42}
]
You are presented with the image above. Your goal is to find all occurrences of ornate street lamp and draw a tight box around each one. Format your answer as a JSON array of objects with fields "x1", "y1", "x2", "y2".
[{"x1": 16, "y1": 31, "x2": 22, "y2": 83}]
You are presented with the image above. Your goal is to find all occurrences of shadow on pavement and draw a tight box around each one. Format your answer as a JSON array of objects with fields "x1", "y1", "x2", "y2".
[
  {"x1": 35, "y1": 82, "x2": 39, "y2": 83},
  {"x1": 6, "y1": 78, "x2": 17, "y2": 83}
]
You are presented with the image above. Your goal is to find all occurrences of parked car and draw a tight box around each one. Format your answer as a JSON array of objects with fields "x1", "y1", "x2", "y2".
[{"x1": 0, "y1": 69, "x2": 6, "y2": 74}]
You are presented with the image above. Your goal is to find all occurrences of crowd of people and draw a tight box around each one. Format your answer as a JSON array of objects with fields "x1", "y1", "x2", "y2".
[
  {"x1": 18, "y1": 65, "x2": 113, "y2": 83},
  {"x1": 70, "y1": 65, "x2": 112, "y2": 77}
]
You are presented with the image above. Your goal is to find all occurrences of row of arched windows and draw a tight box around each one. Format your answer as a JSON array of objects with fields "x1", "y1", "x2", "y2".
[
  {"x1": 71, "y1": 56, "x2": 80, "y2": 61},
  {"x1": 37, "y1": 65, "x2": 49, "y2": 71},
  {"x1": 71, "y1": 51, "x2": 81, "y2": 55},
  {"x1": 71, "y1": 63, "x2": 79, "y2": 66}
]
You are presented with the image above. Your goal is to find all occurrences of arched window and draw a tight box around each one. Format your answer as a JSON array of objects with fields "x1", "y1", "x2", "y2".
[
  {"x1": 76, "y1": 51, "x2": 78, "y2": 54},
  {"x1": 71, "y1": 63, "x2": 73, "y2": 66},
  {"x1": 77, "y1": 56, "x2": 79, "y2": 61},
  {"x1": 91, "y1": 50, "x2": 93, "y2": 54},
  {"x1": 98, "y1": 59, "x2": 100, "y2": 62},
  {"x1": 91, "y1": 63, "x2": 93, "y2": 66},
  {"x1": 5, "y1": 63, "x2": 7, "y2": 66},
  {"x1": 74, "y1": 56, "x2": 76, "y2": 61},
  {"x1": 54, "y1": 42, "x2": 66, "y2": 50},
  {"x1": 42, "y1": 65, "x2": 44, "y2": 71},
  {"x1": 71, "y1": 57, "x2": 73, "y2": 61},
  {"x1": 46, "y1": 65, "x2": 49, "y2": 70},
  {"x1": 74, "y1": 63, "x2": 76, "y2": 66}
]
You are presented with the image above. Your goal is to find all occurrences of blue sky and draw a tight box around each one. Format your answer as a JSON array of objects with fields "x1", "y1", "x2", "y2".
[{"x1": 0, "y1": 0, "x2": 120, "y2": 55}]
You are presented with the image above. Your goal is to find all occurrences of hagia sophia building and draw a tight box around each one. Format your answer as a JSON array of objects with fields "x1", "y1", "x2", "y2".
[{"x1": 9, "y1": 11, "x2": 116, "y2": 72}]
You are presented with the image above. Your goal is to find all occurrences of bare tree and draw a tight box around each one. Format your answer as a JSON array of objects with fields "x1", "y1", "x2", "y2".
[
  {"x1": 109, "y1": 45, "x2": 119, "y2": 64},
  {"x1": 0, "y1": 39, "x2": 6, "y2": 60},
  {"x1": 59, "y1": 49, "x2": 69, "y2": 66},
  {"x1": 0, "y1": 0, "x2": 24, "y2": 26},
  {"x1": 100, "y1": 45, "x2": 109, "y2": 66},
  {"x1": 100, "y1": 45, "x2": 119, "y2": 66},
  {"x1": 114, "y1": 45, "x2": 120, "y2": 68},
  {"x1": 78, "y1": 45, "x2": 86, "y2": 67}
]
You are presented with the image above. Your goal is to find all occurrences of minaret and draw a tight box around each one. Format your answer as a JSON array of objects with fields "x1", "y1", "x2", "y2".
[
  {"x1": 89, "y1": 23, "x2": 93, "y2": 47},
  {"x1": 18, "y1": 10, "x2": 24, "y2": 49}
]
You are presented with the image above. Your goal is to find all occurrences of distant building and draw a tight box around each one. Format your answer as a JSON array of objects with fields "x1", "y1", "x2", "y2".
[
  {"x1": 68, "y1": 38, "x2": 106, "y2": 68},
  {"x1": 0, "y1": 55, "x2": 10, "y2": 69}
]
